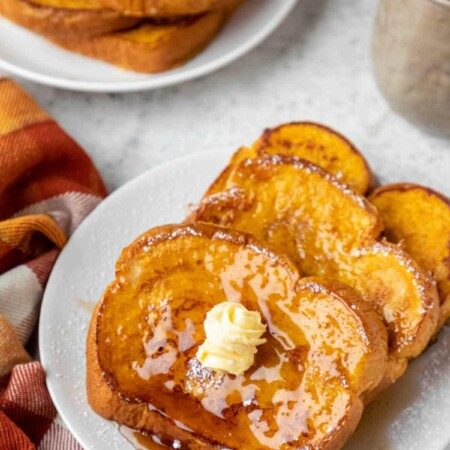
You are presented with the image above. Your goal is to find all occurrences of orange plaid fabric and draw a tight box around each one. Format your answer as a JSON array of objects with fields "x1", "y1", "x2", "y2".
[{"x1": 0, "y1": 78, "x2": 107, "y2": 450}]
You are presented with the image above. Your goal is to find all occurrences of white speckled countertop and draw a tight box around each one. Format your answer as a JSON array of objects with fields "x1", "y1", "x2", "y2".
[{"x1": 10, "y1": 0, "x2": 450, "y2": 196}]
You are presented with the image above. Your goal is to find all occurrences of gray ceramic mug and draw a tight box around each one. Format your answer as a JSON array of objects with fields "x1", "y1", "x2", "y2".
[{"x1": 372, "y1": 0, "x2": 450, "y2": 136}]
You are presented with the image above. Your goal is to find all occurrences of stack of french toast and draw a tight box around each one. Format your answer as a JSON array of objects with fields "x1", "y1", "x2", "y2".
[
  {"x1": 87, "y1": 122, "x2": 450, "y2": 449},
  {"x1": 0, "y1": 0, "x2": 244, "y2": 72}
]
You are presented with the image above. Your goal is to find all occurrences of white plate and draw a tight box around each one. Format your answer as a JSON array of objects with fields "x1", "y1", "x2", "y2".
[
  {"x1": 0, "y1": 0, "x2": 296, "y2": 92},
  {"x1": 39, "y1": 151, "x2": 450, "y2": 450}
]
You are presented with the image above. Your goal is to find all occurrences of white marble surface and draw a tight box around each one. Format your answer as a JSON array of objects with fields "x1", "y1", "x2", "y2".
[{"x1": 10, "y1": 0, "x2": 450, "y2": 196}]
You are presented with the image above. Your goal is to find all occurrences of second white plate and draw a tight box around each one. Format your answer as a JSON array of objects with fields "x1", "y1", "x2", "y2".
[
  {"x1": 39, "y1": 151, "x2": 450, "y2": 450},
  {"x1": 0, "y1": 0, "x2": 297, "y2": 92}
]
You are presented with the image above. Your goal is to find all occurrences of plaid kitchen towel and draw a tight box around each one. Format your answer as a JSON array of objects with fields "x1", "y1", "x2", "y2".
[{"x1": 0, "y1": 78, "x2": 107, "y2": 449}]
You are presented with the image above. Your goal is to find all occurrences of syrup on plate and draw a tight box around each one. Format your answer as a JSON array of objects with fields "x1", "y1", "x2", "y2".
[{"x1": 119, "y1": 425, "x2": 178, "y2": 449}]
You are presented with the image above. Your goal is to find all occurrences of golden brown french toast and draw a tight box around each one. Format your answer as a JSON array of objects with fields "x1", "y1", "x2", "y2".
[
  {"x1": 88, "y1": 223, "x2": 387, "y2": 450},
  {"x1": 369, "y1": 183, "x2": 450, "y2": 332},
  {"x1": 189, "y1": 156, "x2": 439, "y2": 389},
  {"x1": 0, "y1": 0, "x2": 140, "y2": 38},
  {"x1": 98, "y1": 0, "x2": 227, "y2": 17},
  {"x1": 228, "y1": 122, "x2": 374, "y2": 195},
  {"x1": 45, "y1": 8, "x2": 231, "y2": 73}
]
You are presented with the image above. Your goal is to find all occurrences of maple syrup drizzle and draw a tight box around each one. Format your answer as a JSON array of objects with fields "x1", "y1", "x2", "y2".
[{"x1": 100, "y1": 234, "x2": 365, "y2": 449}]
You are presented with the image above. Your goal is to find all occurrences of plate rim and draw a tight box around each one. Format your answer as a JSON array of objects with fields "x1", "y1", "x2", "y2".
[{"x1": 0, "y1": 0, "x2": 297, "y2": 93}]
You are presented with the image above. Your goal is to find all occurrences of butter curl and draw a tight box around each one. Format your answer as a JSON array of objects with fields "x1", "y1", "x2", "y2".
[{"x1": 196, "y1": 302, "x2": 266, "y2": 376}]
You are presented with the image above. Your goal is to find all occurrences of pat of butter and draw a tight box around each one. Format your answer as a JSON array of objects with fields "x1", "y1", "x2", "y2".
[{"x1": 196, "y1": 302, "x2": 266, "y2": 376}]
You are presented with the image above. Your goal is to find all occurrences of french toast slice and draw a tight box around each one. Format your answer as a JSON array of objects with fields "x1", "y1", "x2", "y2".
[
  {"x1": 0, "y1": 0, "x2": 140, "y2": 39},
  {"x1": 44, "y1": 8, "x2": 231, "y2": 73},
  {"x1": 369, "y1": 183, "x2": 450, "y2": 332},
  {"x1": 188, "y1": 156, "x2": 439, "y2": 389},
  {"x1": 88, "y1": 223, "x2": 387, "y2": 450},
  {"x1": 228, "y1": 122, "x2": 374, "y2": 195},
  {"x1": 98, "y1": 0, "x2": 226, "y2": 17}
]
